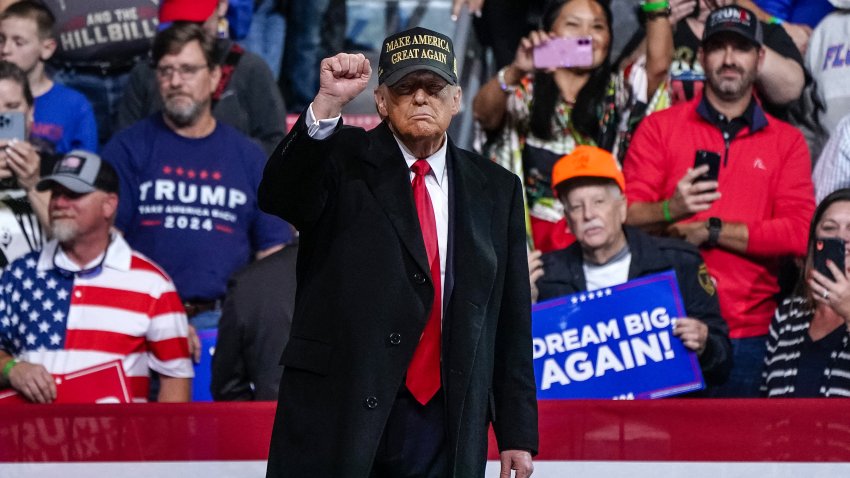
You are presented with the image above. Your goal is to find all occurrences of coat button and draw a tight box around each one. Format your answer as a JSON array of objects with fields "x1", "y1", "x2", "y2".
[
  {"x1": 364, "y1": 396, "x2": 379, "y2": 409},
  {"x1": 413, "y1": 272, "x2": 426, "y2": 284},
  {"x1": 388, "y1": 333, "x2": 401, "y2": 345}
]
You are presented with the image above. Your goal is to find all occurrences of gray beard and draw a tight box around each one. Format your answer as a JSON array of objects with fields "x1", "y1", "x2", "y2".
[
  {"x1": 50, "y1": 220, "x2": 78, "y2": 243},
  {"x1": 163, "y1": 97, "x2": 206, "y2": 127}
]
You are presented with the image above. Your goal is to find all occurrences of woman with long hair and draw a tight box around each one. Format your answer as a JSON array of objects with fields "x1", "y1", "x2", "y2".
[{"x1": 473, "y1": 0, "x2": 673, "y2": 251}]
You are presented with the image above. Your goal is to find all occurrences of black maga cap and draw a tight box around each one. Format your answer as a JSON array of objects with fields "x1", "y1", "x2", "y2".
[
  {"x1": 378, "y1": 26, "x2": 458, "y2": 86},
  {"x1": 703, "y1": 5, "x2": 763, "y2": 47}
]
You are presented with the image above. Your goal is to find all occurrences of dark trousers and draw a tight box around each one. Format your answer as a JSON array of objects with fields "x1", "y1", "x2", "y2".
[
  {"x1": 708, "y1": 335, "x2": 768, "y2": 397},
  {"x1": 370, "y1": 388, "x2": 448, "y2": 478}
]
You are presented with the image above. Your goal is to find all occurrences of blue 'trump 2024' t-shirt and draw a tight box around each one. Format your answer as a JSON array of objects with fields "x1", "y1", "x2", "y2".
[{"x1": 102, "y1": 115, "x2": 291, "y2": 301}]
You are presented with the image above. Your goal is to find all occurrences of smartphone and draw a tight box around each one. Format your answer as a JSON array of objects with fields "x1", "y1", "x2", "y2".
[
  {"x1": 533, "y1": 36, "x2": 593, "y2": 69},
  {"x1": 0, "y1": 112, "x2": 25, "y2": 141},
  {"x1": 814, "y1": 237, "x2": 846, "y2": 282},
  {"x1": 693, "y1": 150, "x2": 720, "y2": 183}
]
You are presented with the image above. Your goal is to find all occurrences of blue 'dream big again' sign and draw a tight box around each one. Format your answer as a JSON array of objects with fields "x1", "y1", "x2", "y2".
[{"x1": 533, "y1": 270, "x2": 704, "y2": 399}]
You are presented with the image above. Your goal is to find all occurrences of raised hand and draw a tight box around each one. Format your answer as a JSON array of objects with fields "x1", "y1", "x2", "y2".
[
  {"x1": 312, "y1": 53, "x2": 372, "y2": 120},
  {"x1": 513, "y1": 30, "x2": 554, "y2": 75}
]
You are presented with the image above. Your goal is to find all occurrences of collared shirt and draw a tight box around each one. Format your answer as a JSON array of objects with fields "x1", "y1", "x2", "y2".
[
  {"x1": 306, "y1": 104, "x2": 449, "y2": 304},
  {"x1": 697, "y1": 95, "x2": 758, "y2": 144}
]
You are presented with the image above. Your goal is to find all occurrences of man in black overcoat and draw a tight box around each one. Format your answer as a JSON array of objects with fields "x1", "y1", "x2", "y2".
[{"x1": 259, "y1": 26, "x2": 538, "y2": 478}]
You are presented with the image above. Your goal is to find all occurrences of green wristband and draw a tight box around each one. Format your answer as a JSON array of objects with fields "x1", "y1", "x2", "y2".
[
  {"x1": 662, "y1": 199, "x2": 673, "y2": 223},
  {"x1": 768, "y1": 15, "x2": 784, "y2": 25},
  {"x1": 2, "y1": 359, "x2": 18, "y2": 380},
  {"x1": 641, "y1": 0, "x2": 670, "y2": 12}
]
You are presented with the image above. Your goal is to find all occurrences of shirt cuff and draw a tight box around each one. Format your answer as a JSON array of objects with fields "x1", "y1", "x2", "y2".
[{"x1": 306, "y1": 103, "x2": 341, "y2": 139}]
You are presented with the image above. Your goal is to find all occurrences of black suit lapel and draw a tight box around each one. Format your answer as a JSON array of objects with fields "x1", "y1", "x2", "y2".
[{"x1": 363, "y1": 122, "x2": 431, "y2": 278}]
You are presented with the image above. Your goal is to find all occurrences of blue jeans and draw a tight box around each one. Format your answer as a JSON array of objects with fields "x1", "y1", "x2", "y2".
[
  {"x1": 239, "y1": 0, "x2": 285, "y2": 80},
  {"x1": 51, "y1": 68, "x2": 131, "y2": 147},
  {"x1": 282, "y1": 0, "x2": 331, "y2": 111},
  {"x1": 708, "y1": 335, "x2": 768, "y2": 398}
]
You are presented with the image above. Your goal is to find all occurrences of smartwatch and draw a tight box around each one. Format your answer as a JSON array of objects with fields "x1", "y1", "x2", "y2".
[{"x1": 706, "y1": 217, "x2": 722, "y2": 247}]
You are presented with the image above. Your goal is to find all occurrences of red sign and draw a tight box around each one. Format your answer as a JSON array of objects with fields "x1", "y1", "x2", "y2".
[{"x1": 0, "y1": 360, "x2": 131, "y2": 404}]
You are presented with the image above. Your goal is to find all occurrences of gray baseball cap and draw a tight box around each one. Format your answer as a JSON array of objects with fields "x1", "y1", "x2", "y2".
[{"x1": 36, "y1": 150, "x2": 120, "y2": 194}]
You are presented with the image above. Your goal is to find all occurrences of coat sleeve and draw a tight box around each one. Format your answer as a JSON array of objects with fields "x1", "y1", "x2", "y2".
[
  {"x1": 239, "y1": 53, "x2": 287, "y2": 155},
  {"x1": 676, "y1": 251, "x2": 732, "y2": 386},
  {"x1": 258, "y1": 109, "x2": 344, "y2": 230},
  {"x1": 116, "y1": 63, "x2": 154, "y2": 132},
  {"x1": 492, "y1": 175, "x2": 539, "y2": 455},
  {"x1": 211, "y1": 273, "x2": 254, "y2": 401}
]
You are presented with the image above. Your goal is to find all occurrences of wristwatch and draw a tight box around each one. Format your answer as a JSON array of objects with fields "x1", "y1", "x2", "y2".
[{"x1": 706, "y1": 217, "x2": 722, "y2": 247}]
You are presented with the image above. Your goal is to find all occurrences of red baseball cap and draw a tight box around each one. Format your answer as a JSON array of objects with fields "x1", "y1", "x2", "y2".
[{"x1": 159, "y1": 0, "x2": 218, "y2": 24}]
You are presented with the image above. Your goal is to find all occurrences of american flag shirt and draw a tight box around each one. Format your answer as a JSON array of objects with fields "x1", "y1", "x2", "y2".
[{"x1": 0, "y1": 234, "x2": 193, "y2": 401}]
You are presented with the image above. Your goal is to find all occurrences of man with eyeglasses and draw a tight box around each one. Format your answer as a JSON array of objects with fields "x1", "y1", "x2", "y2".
[
  {"x1": 261, "y1": 27, "x2": 537, "y2": 478},
  {"x1": 531, "y1": 145, "x2": 732, "y2": 392},
  {"x1": 102, "y1": 23, "x2": 291, "y2": 333},
  {"x1": 0, "y1": 150, "x2": 193, "y2": 403}
]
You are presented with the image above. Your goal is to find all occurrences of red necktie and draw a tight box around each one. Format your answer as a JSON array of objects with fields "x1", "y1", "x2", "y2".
[{"x1": 406, "y1": 159, "x2": 442, "y2": 405}]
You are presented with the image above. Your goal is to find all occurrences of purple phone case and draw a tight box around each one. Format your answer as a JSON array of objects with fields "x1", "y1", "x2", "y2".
[{"x1": 533, "y1": 36, "x2": 593, "y2": 69}]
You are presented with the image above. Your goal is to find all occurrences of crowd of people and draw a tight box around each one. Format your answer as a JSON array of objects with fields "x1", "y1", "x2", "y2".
[
  {"x1": 0, "y1": 0, "x2": 845, "y2": 475},
  {"x1": 0, "y1": 0, "x2": 845, "y2": 408}
]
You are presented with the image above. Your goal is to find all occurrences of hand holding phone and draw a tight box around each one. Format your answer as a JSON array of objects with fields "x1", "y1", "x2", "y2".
[
  {"x1": 533, "y1": 36, "x2": 593, "y2": 69},
  {"x1": 814, "y1": 237, "x2": 846, "y2": 282},
  {"x1": 693, "y1": 150, "x2": 720, "y2": 183}
]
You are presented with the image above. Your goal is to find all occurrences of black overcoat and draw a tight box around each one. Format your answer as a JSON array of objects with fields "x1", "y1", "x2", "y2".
[{"x1": 259, "y1": 113, "x2": 538, "y2": 477}]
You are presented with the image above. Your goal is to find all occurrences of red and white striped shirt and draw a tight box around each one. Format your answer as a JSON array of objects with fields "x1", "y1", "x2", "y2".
[{"x1": 0, "y1": 234, "x2": 193, "y2": 401}]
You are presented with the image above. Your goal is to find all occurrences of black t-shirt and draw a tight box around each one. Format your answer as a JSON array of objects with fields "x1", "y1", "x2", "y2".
[
  {"x1": 794, "y1": 325, "x2": 846, "y2": 397},
  {"x1": 43, "y1": 0, "x2": 158, "y2": 71},
  {"x1": 670, "y1": 19, "x2": 804, "y2": 117}
]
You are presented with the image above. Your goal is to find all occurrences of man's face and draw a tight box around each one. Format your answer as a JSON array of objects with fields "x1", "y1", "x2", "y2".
[
  {"x1": 374, "y1": 71, "x2": 461, "y2": 146},
  {"x1": 0, "y1": 16, "x2": 52, "y2": 74},
  {"x1": 700, "y1": 32, "x2": 763, "y2": 102},
  {"x1": 156, "y1": 40, "x2": 221, "y2": 128},
  {"x1": 48, "y1": 185, "x2": 116, "y2": 243},
  {"x1": 563, "y1": 182, "x2": 627, "y2": 254}
]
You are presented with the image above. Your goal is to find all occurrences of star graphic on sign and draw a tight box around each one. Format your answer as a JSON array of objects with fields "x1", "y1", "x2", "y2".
[
  {"x1": 571, "y1": 297, "x2": 578, "y2": 304},
  {"x1": 46, "y1": 278, "x2": 57, "y2": 289},
  {"x1": 42, "y1": 299, "x2": 53, "y2": 311},
  {"x1": 25, "y1": 258, "x2": 36, "y2": 269},
  {"x1": 38, "y1": 321, "x2": 49, "y2": 333},
  {"x1": 50, "y1": 333, "x2": 61, "y2": 345}
]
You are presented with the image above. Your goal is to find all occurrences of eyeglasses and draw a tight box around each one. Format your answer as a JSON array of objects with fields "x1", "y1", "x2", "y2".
[{"x1": 155, "y1": 63, "x2": 209, "y2": 80}]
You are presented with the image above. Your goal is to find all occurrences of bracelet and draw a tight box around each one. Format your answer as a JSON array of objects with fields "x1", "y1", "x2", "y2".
[
  {"x1": 662, "y1": 199, "x2": 673, "y2": 223},
  {"x1": 497, "y1": 66, "x2": 518, "y2": 93},
  {"x1": 641, "y1": 0, "x2": 670, "y2": 12},
  {"x1": 768, "y1": 15, "x2": 784, "y2": 25},
  {"x1": 2, "y1": 359, "x2": 18, "y2": 380}
]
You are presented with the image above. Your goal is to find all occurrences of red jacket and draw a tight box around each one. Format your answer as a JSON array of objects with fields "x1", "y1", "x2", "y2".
[{"x1": 624, "y1": 96, "x2": 815, "y2": 339}]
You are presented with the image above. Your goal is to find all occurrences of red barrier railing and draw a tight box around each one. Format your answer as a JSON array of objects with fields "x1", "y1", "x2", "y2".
[{"x1": 2, "y1": 399, "x2": 849, "y2": 463}]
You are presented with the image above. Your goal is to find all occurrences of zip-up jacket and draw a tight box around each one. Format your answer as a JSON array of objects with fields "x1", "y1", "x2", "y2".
[{"x1": 623, "y1": 95, "x2": 815, "y2": 339}]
